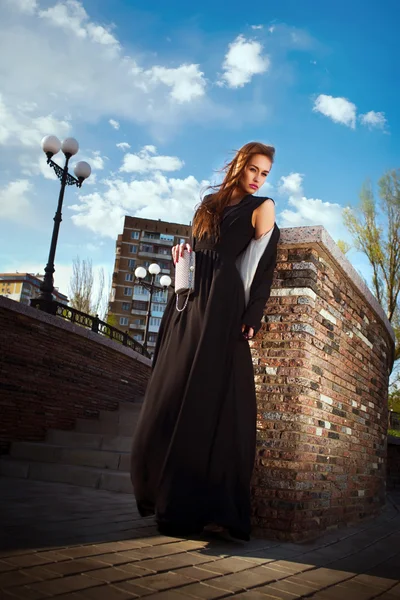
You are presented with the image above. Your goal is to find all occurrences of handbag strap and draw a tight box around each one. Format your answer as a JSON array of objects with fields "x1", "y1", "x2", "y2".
[{"x1": 176, "y1": 292, "x2": 190, "y2": 312}]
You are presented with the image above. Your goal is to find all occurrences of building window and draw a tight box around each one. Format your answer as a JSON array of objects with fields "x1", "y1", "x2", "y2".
[
  {"x1": 132, "y1": 300, "x2": 147, "y2": 311},
  {"x1": 123, "y1": 287, "x2": 133, "y2": 296},
  {"x1": 150, "y1": 317, "x2": 161, "y2": 328},
  {"x1": 131, "y1": 231, "x2": 140, "y2": 239},
  {"x1": 151, "y1": 303, "x2": 165, "y2": 314},
  {"x1": 133, "y1": 334, "x2": 143, "y2": 341},
  {"x1": 148, "y1": 333, "x2": 158, "y2": 342},
  {"x1": 129, "y1": 245, "x2": 138, "y2": 253},
  {"x1": 135, "y1": 286, "x2": 149, "y2": 296},
  {"x1": 128, "y1": 259, "x2": 136, "y2": 268},
  {"x1": 133, "y1": 318, "x2": 145, "y2": 326},
  {"x1": 119, "y1": 317, "x2": 128, "y2": 326},
  {"x1": 125, "y1": 273, "x2": 133, "y2": 282},
  {"x1": 122, "y1": 302, "x2": 130, "y2": 310}
]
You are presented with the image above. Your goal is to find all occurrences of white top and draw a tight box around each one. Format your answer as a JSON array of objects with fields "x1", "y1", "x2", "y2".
[{"x1": 236, "y1": 226, "x2": 275, "y2": 307}]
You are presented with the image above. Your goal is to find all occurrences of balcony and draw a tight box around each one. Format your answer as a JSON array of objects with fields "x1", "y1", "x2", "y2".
[
  {"x1": 141, "y1": 235, "x2": 174, "y2": 246},
  {"x1": 131, "y1": 309, "x2": 148, "y2": 316},
  {"x1": 132, "y1": 292, "x2": 150, "y2": 301},
  {"x1": 138, "y1": 251, "x2": 172, "y2": 261},
  {"x1": 129, "y1": 323, "x2": 146, "y2": 330}
]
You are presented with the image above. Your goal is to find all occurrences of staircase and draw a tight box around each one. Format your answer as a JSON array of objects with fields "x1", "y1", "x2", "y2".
[{"x1": 0, "y1": 400, "x2": 143, "y2": 494}]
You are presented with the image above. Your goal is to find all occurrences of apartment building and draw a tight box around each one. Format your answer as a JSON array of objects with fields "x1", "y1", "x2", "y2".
[
  {"x1": 109, "y1": 216, "x2": 191, "y2": 354},
  {"x1": 0, "y1": 273, "x2": 68, "y2": 305}
]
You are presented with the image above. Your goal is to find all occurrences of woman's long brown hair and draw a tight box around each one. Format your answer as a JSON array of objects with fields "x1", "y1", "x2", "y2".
[{"x1": 192, "y1": 141, "x2": 275, "y2": 241}]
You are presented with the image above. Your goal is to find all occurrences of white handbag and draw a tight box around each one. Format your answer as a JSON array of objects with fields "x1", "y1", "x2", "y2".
[{"x1": 175, "y1": 249, "x2": 196, "y2": 312}]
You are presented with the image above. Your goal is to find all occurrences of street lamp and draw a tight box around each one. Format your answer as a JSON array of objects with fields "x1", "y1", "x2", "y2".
[
  {"x1": 134, "y1": 263, "x2": 172, "y2": 350},
  {"x1": 33, "y1": 135, "x2": 91, "y2": 314}
]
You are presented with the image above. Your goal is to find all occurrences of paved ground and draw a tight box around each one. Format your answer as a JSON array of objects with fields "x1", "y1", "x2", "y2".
[{"x1": 0, "y1": 479, "x2": 399, "y2": 600}]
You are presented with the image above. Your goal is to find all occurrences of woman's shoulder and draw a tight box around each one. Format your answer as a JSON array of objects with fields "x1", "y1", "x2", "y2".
[{"x1": 253, "y1": 195, "x2": 275, "y2": 205}]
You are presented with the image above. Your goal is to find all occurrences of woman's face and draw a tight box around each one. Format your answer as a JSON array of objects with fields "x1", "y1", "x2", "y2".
[{"x1": 239, "y1": 153, "x2": 272, "y2": 195}]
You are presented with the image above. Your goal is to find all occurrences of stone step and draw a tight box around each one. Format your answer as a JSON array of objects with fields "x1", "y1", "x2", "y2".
[
  {"x1": 46, "y1": 430, "x2": 133, "y2": 452},
  {"x1": 75, "y1": 418, "x2": 137, "y2": 436},
  {"x1": 98, "y1": 408, "x2": 142, "y2": 424},
  {"x1": 0, "y1": 457, "x2": 133, "y2": 493},
  {"x1": 10, "y1": 441, "x2": 130, "y2": 471}
]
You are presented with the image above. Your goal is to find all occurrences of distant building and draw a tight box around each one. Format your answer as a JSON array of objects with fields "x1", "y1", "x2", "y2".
[
  {"x1": 0, "y1": 273, "x2": 69, "y2": 305},
  {"x1": 109, "y1": 216, "x2": 191, "y2": 355}
]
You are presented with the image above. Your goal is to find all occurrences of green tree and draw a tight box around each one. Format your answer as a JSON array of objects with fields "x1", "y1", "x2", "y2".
[{"x1": 338, "y1": 169, "x2": 400, "y2": 397}]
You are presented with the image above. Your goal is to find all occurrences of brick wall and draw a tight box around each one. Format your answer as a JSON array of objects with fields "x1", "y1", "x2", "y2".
[
  {"x1": 0, "y1": 296, "x2": 151, "y2": 454},
  {"x1": 250, "y1": 226, "x2": 395, "y2": 542},
  {"x1": 387, "y1": 437, "x2": 400, "y2": 490}
]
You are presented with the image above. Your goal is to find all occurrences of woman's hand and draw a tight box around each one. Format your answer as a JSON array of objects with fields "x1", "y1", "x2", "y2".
[
  {"x1": 242, "y1": 324, "x2": 255, "y2": 340},
  {"x1": 172, "y1": 242, "x2": 192, "y2": 265}
]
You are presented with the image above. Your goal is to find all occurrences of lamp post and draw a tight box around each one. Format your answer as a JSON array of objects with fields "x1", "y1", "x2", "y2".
[
  {"x1": 134, "y1": 263, "x2": 171, "y2": 349},
  {"x1": 33, "y1": 135, "x2": 91, "y2": 314}
]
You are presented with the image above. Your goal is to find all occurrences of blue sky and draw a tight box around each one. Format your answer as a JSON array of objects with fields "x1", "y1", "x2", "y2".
[{"x1": 0, "y1": 0, "x2": 398, "y2": 299}]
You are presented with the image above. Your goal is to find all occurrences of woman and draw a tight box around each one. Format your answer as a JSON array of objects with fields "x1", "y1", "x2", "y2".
[{"x1": 131, "y1": 141, "x2": 280, "y2": 541}]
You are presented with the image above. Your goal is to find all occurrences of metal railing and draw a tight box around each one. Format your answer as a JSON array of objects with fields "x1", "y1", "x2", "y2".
[{"x1": 35, "y1": 300, "x2": 152, "y2": 358}]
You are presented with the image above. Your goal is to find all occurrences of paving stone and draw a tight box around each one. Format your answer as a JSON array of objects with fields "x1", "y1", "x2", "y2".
[
  {"x1": 0, "y1": 586, "x2": 48, "y2": 599},
  {"x1": 170, "y1": 566, "x2": 219, "y2": 582},
  {"x1": 84, "y1": 563, "x2": 149, "y2": 582},
  {"x1": 0, "y1": 570, "x2": 43, "y2": 588},
  {"x1": 261, "y1": 577, "x2": 321, "y2": 598},
  {"x1": 2, "y1": 554, "x2": 54, "y2": 569},
  {"x1": 230, "y1": 593, "x2": 281, "y2": 600},
  {"x1": 200, "y1": 556, "x2": 256, "y2": 575},
  {"x1": 144, "y1": 592, "x2": 194, "y2": 600},
  {"x1": 287, "y1": 567, "x2": 355, "y2": 589},
  {"x1": 355, "y1": 573, "x2": 398, "y2": 591},
  {"x1": 207, "y1": 566, "x2": 280, "y2": 592},
  {"x1": 113, "y1": 579, "x2": 162, "y2": 596},
  {"x1": 43, "y1": 557, "x2": 126, "y2": 576},
  {"x1": 135, "y1": 570, "x2": 198, "y2": 591},
  {"x1": 375, "y1": 583, "x2": 400, "y2": 599},
  {"x1": 27, "y1": 574, "x2": 102, "y2": 595},
  {"x1": 138, "y1": 552, "x2": 211, "y2": 573},
  {"x1": 1, "y1": 479, "x2": 400, "y2": 600},
  {"x1": 173, "y1": 581, "x2": 232, "y2": 598}
]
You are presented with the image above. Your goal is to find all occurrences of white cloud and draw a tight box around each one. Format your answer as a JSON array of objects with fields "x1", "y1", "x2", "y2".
[
  {"x1": 116, "y1": 142, "x2": 131, "y2": 151},
  {"x1": 219, "y1": 35, "x2": 270, "y2": 88},
  {"x1": 76, "y1": 150, "x2": 106, "y2": 171},
  {"x1": 5, "y1": 0, "x2": 38, "y2": 14},
  {"x1": 277, "y1": 172, "x2": 344, "y2": 238},
  {"x1": 359, "y1": 111, "x2": 387, "y2": 130},
  {"x1": 313, "y1": 94, "x2": 357, "y2": 129},
  {"x1": 0, "y1": 94, "x2": 71, "y2": 147},
  {"x1": 0, "y1": 0, "x2": 212, "y2": 147},
  {"x1": 69, "y1": 169, "x2": 209, "y2": 239},
  {"x1": 39, "y1": 0, "x2": 120, "y2": 54},
  {"x1": 278, "y1": 172, "x2": 303, "y2": 197},
  {"x1": 268, "y1": 26, "x2": 276, "y2": 33},
  {"x1": 120, "y1": 145, "x2": 184, "y2": 174},
  {"x1": 109, "y1": 119, "x2": 120, "y2": 130},
  {"x1": 0, "y1": 179, "x2": 34, "y2": 222},
  {"x1": 147, "y1": 64, "x2": 206, "y2": 103},
  {"x1": 251, "y1": 25, "x2": 263, "y2": 30}
]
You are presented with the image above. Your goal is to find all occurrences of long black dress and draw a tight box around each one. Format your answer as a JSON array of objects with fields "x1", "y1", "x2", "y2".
[{"x1": 130, "y1": 194, "x2": 280, "y2": 540}]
